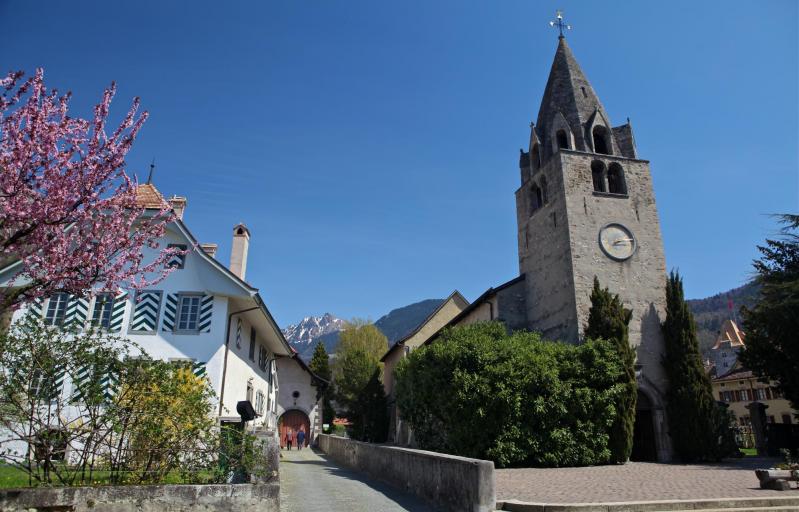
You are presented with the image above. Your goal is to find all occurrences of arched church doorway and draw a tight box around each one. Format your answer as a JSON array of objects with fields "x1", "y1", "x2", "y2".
[
  {"x1": 279, "y1": 409, "x2": 310, "y2": 448},
  {"x1": 631, "y1": 390, "x2": 658, "y2": 461}
]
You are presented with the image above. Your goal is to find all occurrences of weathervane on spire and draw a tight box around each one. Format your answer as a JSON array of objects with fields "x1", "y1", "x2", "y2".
[{"x1": 549, "y1": 10, "x2": 571, "y2": 38}]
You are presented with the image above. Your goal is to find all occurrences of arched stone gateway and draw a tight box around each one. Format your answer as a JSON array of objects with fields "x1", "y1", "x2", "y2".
[
  {"x1": 632, "y1": 377, "x2": 672, "y2": 462},
  {"x1": 279, "y1": 409, "x2": 311, "y2": 448}
]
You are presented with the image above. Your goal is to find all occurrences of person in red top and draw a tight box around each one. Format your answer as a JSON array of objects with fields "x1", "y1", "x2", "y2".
[{"x1": 285, "y1": 428, "x2": 293, "y2": 450}]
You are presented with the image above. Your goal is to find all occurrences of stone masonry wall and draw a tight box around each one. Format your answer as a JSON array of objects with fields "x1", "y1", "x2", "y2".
[
  {"x1": 0, "y1": 483, "x2": 279, "y2": 512},
  {"x1": 318, "y1": 434, "x2": 495, "y2": 512},
  {"x1": 516, "y1": 154, "x2": 580, "y2": 343},
  {"x1": 560, "y1": 150, "x2": 669, "y2": 395}
]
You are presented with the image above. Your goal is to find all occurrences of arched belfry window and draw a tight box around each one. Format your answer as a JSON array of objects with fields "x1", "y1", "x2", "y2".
[
  {"x1": 530, "y1": 183, "x2": 543, "y2": 214},
  {"x1": 592, "y1": 126, "x2": 610, "y2": 155},
  {"x1": 607, "y1": 163, "x2": 627, "y2": 195},
  {"x1": 556, "y1": 130, "x2": 569, "y2": 150},
  {"x1": 591, "y1": 160, "x2": 606, "y2": 192},
  {"x1": 531, "y1": 144, "x2": 541, "y2": 172}
]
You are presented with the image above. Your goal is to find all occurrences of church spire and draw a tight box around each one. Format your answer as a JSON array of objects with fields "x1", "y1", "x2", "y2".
[{"x1": 534, "y1": 35, "x2": 616, "y2": 159}]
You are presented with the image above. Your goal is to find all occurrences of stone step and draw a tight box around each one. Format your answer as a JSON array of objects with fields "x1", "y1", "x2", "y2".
[{"x1": 497, "y1": 496, "x2": 799, "y2": 512}]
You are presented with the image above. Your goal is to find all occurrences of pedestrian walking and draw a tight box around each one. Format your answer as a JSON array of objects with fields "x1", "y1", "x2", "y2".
[
  {"x1": 297, "y1": 428, "x2": 306, "y2": 450},
  {"x1": 286, "y1": 428, "x2": 293, "y2": 450}
]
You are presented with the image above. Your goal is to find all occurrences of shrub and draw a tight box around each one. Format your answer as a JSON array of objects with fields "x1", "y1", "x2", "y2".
[{"x1": 395, "y1": 322, "x2": 624, "y2": 467}]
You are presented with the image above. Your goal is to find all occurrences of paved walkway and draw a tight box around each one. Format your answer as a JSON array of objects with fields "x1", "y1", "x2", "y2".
[
  {"x1": 496, "y1": 457, "x2": 791, "y2": 504},
  {"x1": 279, "y1": 447, "x2": 434, "y2": 512}
]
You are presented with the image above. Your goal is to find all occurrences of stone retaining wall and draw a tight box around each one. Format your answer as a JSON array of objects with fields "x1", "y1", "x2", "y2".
[
  {"x1": 0, "y1": 482, "x2": 279, "y2": 511},
  {"x1": 318, "y1": 433, "x2": 495, "y2": 512}
]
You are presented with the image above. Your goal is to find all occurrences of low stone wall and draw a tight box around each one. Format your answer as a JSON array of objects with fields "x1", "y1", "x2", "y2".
[
  {"x1": 318, "y1": 434, "x2": 495, "y2": 512},
  {"x1": 0, "y1": 482, "x2": 279, "y2": 512}
]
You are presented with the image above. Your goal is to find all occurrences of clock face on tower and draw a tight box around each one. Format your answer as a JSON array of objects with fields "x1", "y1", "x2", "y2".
[{"x1": 599, "y1": 223, "x2": 636, "y2": 261}]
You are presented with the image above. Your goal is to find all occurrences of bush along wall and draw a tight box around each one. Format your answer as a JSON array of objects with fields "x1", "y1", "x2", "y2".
[{"x1": 394, "y1": 322, "x2": 626, "y2": 468}]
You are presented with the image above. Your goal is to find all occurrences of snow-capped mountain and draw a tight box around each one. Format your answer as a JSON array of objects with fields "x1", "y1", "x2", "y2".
[{"x1": 282, "y1": 313, "x2": 345, "y2": 347}]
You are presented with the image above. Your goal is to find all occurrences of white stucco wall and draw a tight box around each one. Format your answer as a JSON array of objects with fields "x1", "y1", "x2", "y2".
[{"x1": 276, "y1": 357, "x2": 322, "y2": 442}]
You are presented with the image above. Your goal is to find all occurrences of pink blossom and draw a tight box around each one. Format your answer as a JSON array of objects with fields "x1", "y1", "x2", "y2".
[{"x1": 0, "y1": 69, "x2": 177, "y2": 309}]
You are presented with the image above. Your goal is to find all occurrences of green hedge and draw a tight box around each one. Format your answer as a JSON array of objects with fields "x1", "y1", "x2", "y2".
[{"x1": 394, "y1": 322, "x2": 625, "y2": 468}]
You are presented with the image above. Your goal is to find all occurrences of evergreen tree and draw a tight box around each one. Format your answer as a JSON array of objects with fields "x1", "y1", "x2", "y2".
[
  {"x1": 662, "y1": 271, "x2": 728, "y2": 461},
  {"x1": 740, "y1": 214, "x2": 799, "y2": 410},
  {"x1": 585, "y1": 276, "x2": 636, "y2": 464},
  {"x1": 308, "y1": 342, "x2": 335, "y2": 424}
]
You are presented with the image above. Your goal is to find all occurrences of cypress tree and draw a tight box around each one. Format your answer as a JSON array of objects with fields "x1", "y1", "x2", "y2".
[
  {"x1": 585, "y1": 276, "x2": 636, "y2": 464},
  {"x1": 662, "y1": 271, "x2": 726, "y2": 461},
  {"x1": 308, "y1": 341, "x2": 335, "y2": 424}
]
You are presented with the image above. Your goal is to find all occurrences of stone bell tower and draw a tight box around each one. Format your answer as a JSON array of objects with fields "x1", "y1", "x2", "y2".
[{"x1": 516, "y1": 20, "x2": 672, "y2": 461}]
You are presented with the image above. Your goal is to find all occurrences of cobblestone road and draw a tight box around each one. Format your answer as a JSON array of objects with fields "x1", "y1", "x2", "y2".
[
  {"x1": 279, "y1": 447, "x2": 434, "y2": 512},
  {"x1": 497, "y1": 457, "x2": 789, "y2": 504}
]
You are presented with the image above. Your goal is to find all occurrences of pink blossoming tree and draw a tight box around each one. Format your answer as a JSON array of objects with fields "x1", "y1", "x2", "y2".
[{"x1": 0, "y1": 69, "x2": 179, "y2": 310}]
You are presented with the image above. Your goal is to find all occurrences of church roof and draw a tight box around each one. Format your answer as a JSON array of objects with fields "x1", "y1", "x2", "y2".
[
  {"x1": 712, "y1": 319, "x2": 746, "y2": 350},
  {"x1": 535, "y1": 37, "x2": 612, "y2": 155},
  {"x1": 134, "y1": 183, "x2": 167, "y2": 209}
]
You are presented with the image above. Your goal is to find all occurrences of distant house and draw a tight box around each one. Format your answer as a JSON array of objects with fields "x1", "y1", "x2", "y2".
[
  {"x1": 0, "y1": 183, "x2": 294, "y2": 431},
  {"x1": 380, "y1": 291, "x2": 469, "y2": 445},
  {"x1": 708, "y1": 319, "x2": 746, "y2": 377},
  {"x1": 708, "y1": 320, "x2": 796, "y2": 426}
]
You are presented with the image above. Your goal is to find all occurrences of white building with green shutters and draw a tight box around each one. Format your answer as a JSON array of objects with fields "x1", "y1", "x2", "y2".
[{"x1": 0, "y1": 183, "x2": 295, "y2": 430}]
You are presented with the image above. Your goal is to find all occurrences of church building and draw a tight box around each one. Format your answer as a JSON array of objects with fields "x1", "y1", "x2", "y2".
[{"x1": 385, "y1": 21, "x2": 673, "y2": 462}]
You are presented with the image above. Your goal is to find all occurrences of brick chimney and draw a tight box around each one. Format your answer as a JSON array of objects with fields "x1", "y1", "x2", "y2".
[
  {"x1": 229, "y1": 223, "x2": 250, "y2": 280},
  {"x1": 168, "y1": 195, "x2": 187, "y2": 220},
  {"x1": 200, "y1": 243, "x2": 218, "y2": 259}
]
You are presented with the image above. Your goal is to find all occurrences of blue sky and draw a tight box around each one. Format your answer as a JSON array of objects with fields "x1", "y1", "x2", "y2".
[{"x1": 1, "y1": 1, "x2": 797, "y2": 326}]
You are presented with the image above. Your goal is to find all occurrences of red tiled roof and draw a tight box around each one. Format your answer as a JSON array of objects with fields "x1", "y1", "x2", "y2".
[{"x1": 135, "y1": 184, "x2": 167, "y2": 209}]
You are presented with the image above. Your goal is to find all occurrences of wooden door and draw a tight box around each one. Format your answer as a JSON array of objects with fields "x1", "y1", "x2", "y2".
[{"x1": 279, "y1": 410, "x2": 310, "y2": 448}]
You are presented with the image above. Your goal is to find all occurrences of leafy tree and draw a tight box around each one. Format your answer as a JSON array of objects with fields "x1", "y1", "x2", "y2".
[
  {"x1": 584, "y1": 276, "x2": 636, "y2": 464},
  {"x1": 308, "y1": 341, "x2": 335, "y2": 424},
  {"x1": 395, "y1": 321, "x2": 624, "y2": 467},
  {"x1": 0, "y1": 69, "x2": 177, "y2": 311},
  {"x1": 335, "y1": 318, "x2": 387, "y2": 363},
  {"x1": 740, "y1": 214, "x2": 799, "y2": 410},
  {"x1": 333, "y1": 320, "x2": 389, "y2": 442},
  {"x1": 662, "y1": 271, "x2": 730, "y2": 461}
]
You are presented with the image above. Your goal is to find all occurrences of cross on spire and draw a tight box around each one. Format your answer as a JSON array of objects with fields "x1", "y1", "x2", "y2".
[{"x1": 549, "y1": 10, "x2": 571, "y2": 38}]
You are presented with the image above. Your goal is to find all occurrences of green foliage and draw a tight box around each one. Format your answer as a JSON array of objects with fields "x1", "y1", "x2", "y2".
[
  {"x1": 740, "y1": 214, "x2": 799, "y2": 410},
  {"x1": 308, "y1": 342, "x2": 335, "y2": 424},
  {"x1": 395, "y1": 322, "x2": 625, "y2": 468},
  {"x1": 333, "y1": 343, "x2": 388, "y2": 442},
  {"x1": 662, "y1": 271, "x2": 731, "y2": 461},
  {"x1": 335, "y1": 319, "x2": 388, "y2": 363},
  {"x1": 0, "y1": 316, "x2": 263, "y2": 487},
  {"x1": 585, "y1": 277, "x2": 636, "y2": 464}
]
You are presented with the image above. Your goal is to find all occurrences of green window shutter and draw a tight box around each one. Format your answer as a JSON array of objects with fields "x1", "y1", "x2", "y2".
[{"x1": 130, "y1": 291, "x2": 162, "y2": 333}]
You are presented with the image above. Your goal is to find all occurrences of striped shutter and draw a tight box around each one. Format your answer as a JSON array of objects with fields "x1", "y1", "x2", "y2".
[
  {"x1": 101, "y1": 368, "x2": 119, "y2": 400},
  {"x1": 64, "y1": 295, "x2": 90, "y2": 329},
  {"x1": 166, "y1": 244, "x2": 188, "y2": 269},
  {"x1": 235, "y1": 318, "x2": 242, "y2": 348},
  {"x1": 27, "y1": 297, "x2": 44, "y2": 319},
  {"x1": 71, "y1": 365, "x2": 92, "y2": 402},
  {"x1": 48, "y1": 366, "x2": 66, "y2": 402},
  {"x1": 192, "y1": 361, "x2": 207, "y2": 379},
  {"x1": 108, "y1": 291, "x2": 128, "y2": 332},
  {"x1": 130, "y1": 291, "x2": 162, "y2": 332},
  {"x1": 161, "y1": 293, "x2": 179, "y2": 332},
  {"x1": 198, "y1": 295, "x2": 213, "y2": 333}
]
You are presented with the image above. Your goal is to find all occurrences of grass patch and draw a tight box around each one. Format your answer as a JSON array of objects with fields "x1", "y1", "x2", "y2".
[
  {"x1": 739, "y1": 447, "x2": 758, "y2": 457},
  {"x1": 0, "y1": 465, "x2": 217, "y2": 488}
]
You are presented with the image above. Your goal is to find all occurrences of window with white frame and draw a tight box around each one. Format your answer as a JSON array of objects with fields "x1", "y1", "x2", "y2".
[
  {"x1": 740, "y1": 389, "x2": 750, "y2": 401},
  {"x1": 45, "y1": 293, "x2": 69, "y2": 326},
  {"x1": 176, "y1": 294, "x2": 201, "y2": 332},
  {"x1": 258, "y1": 345, "x2": 267, "y2": 372},
  {"x1": 756, "y1": 388, "x2": 767, "y2": 401},
  {"x1": 90, "y1": 293, "x2": 114, "y2": 329},
  {"x1": 255, "y1": 390, "x2": 264, "y2": 416}
]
